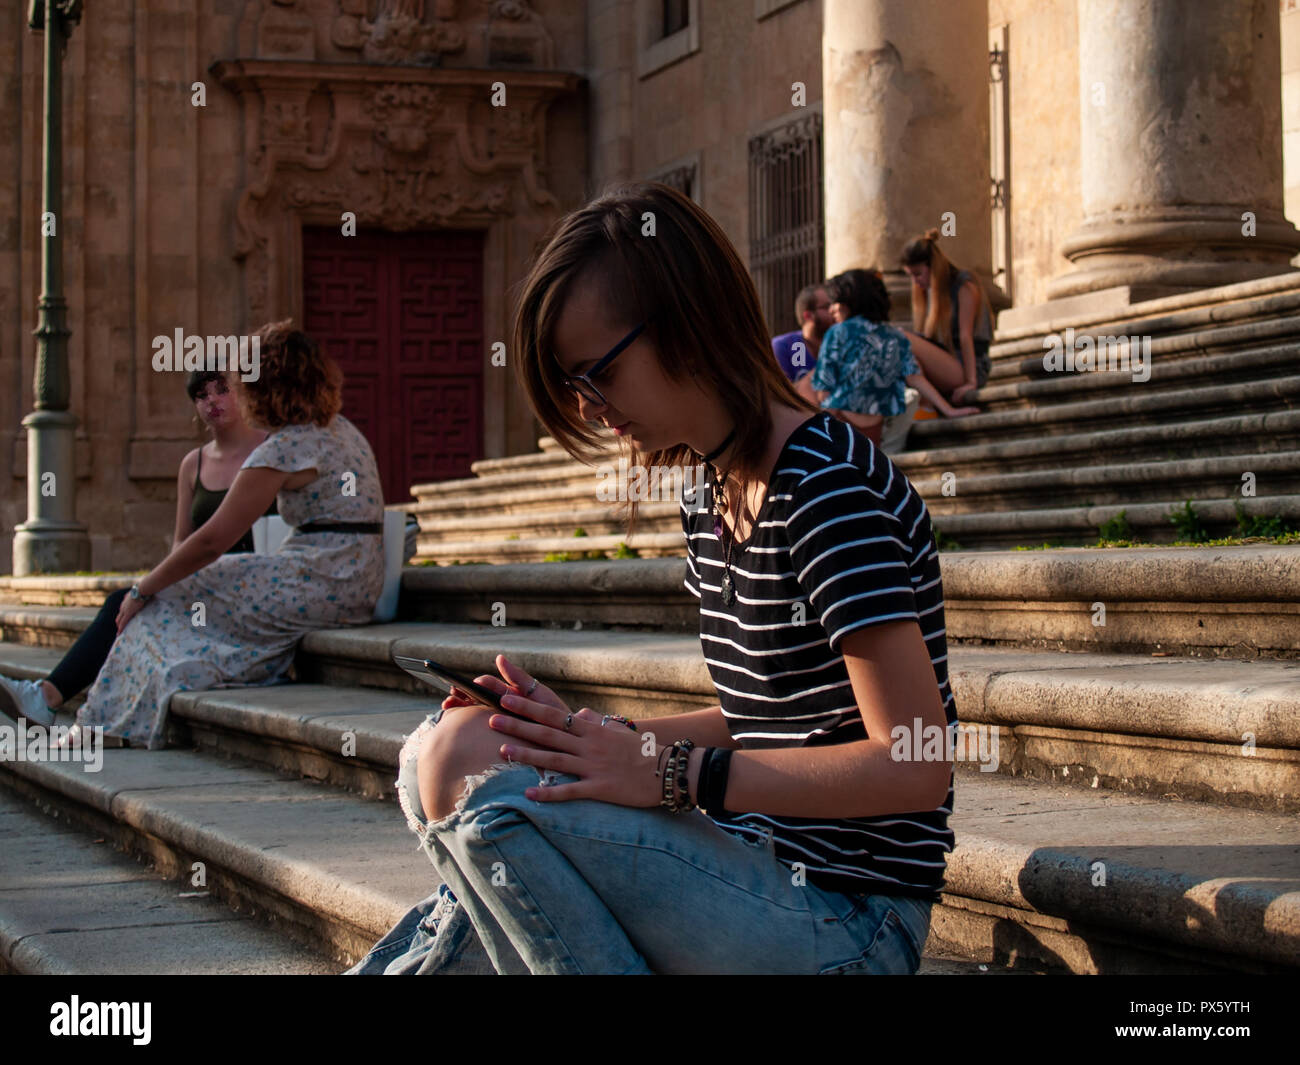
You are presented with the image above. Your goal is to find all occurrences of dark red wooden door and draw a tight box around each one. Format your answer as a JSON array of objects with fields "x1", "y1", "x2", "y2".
[{"x1": 302, "y1": 227, "x2": 485, "y2": 502}]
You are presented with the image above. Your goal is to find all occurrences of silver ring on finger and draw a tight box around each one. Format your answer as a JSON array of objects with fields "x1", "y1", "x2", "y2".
[
  {"x1": 526, "y1": 678, "x2": 539, "y2": 696},
  {"x1": 564, "y1": 712, "x2": 574, "y2": 731}
]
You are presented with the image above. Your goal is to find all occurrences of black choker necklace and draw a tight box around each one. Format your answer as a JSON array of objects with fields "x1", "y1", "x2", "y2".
[
  {"x1": 700, "y1": 428, "x2": 735, "y2": 464},
  {"x1": 701, "y1": 429, "x2": 742, "y2": 607}
]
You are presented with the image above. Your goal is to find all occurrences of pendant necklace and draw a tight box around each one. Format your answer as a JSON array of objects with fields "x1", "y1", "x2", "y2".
[{"x1": 701, "y1": 428, "x2": 739, "y2": 606}]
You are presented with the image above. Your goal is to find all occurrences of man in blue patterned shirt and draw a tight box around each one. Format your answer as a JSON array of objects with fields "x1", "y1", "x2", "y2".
[{"x1": 811, "y1": 269, "x2": 978, "y2": 450}]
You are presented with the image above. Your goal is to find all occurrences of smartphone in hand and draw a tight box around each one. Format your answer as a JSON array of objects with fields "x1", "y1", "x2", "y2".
[{"x1": 393, "y1": 655, "x2": 527, "y2": 718}]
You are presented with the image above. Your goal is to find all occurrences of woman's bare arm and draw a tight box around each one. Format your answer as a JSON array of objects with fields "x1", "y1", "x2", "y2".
[
  {"x1": 688, "y1": 619, "x2": 950, "y2": 818},
  {"x1": 172, "y1": 449, "x2": 199, "y2": 551},
  {"x1": 136, "y1": 466, "x2": 309, "y2": 597},
  {"x1": 636, "y1": 705, "x2": 738, "y2": 749}
]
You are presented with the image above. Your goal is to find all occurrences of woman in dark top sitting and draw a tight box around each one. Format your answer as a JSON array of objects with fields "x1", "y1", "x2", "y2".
[
  {"x1": 0, "y1": 370, "x2": 271, "y2": 727},
  {"x1": 899, "y1": 229, "x2": 995, "y2": 406}
]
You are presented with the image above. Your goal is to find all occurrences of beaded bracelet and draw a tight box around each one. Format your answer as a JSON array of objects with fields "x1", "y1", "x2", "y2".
[
  {"x1": 661, "y1": 745, "x2": 676, "y2": 808},
  {"x1": 660, "y1": 740, "x2": 696, "y2": 813},
  {"x1": 674, "y1": 743, "x2": 696, "y2": 813}
]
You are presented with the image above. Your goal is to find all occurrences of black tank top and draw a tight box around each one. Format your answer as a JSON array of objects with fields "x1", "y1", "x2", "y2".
[{"x1": 191, "y1": 447, "x2": 277, "y2": 554}]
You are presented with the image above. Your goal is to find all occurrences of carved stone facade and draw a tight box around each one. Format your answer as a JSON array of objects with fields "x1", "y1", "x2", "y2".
[
  {"x1": 4, "y1": 0, "x2": 1300, "y2": 570},
  {"x1": 216, "y1": 59, "x2": 574, "y2": 328}
]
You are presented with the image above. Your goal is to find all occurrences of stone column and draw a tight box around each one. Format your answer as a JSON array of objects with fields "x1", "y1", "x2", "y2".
[
  {"x1": 822, "y1": 0, "x2": 994, "y2": 314},
  {"x1": 1049, "y1": 0, "x2": 1300, "y2": 300}
]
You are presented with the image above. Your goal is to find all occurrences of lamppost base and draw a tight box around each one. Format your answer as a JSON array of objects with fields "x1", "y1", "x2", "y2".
[{"x1": 12, "y1": 522, "x2": 92, "y2": 576}]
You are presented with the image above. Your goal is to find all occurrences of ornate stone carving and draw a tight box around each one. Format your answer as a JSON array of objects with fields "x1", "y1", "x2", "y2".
[
  {"x1": 262, "y1": 94, "x2": 312, "y2": 147},
  {"x1": 258, "y1": 0, "x2": 316, "y2": 59},
  {"x1": 214, "y1": 58, "x2": 577, "y2": 313},
  {"x1": 485, "y1": 0, "x2": 554, "y2": 67},
  {"x1": 331, "y1": 0, "x2": 466, "y2": 65}
]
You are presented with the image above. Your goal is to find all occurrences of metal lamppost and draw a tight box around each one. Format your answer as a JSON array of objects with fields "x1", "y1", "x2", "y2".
[{"x1": 13, "y1": 0, "x2": 90, "y2": 576}]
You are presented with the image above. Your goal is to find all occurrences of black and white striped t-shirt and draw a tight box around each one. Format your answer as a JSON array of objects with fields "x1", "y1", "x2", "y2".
[{"x1": 681, "y1": 412, "x2": 956, "y2": 902}]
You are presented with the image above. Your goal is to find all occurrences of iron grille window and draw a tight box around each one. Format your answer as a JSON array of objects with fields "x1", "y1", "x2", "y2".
[
  {"x1": 652, "y1": 163, "x2": 696, "y2": 201},
  {"x1": 748, "y1": 112, "x2": 824, "y2": 336}
]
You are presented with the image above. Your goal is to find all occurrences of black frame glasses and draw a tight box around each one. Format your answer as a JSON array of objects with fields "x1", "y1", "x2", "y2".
[{"x1": 556, "y1": 322, "x2": 645, "y2": 408}]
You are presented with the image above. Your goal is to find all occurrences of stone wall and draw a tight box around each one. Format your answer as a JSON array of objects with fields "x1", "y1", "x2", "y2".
[
  {"x1": 591, "y1": 0, "x2": 825, "y2": 325},
  {"x1": 987, "y1": 0, "x2": 1081, "y2": 309},
  {"x1": 1, "y1": 0, "x2": 587, "y2": 574}
]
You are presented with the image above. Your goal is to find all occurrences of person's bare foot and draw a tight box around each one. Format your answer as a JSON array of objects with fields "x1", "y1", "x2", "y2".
[{"x1": 942, "y1": 405, "x2": 981, "y2": 418}]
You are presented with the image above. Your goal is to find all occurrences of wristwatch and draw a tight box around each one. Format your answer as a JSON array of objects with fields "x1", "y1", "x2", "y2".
[{"x1": 128, "y1": 584, "x2": 153, "y2": 603}]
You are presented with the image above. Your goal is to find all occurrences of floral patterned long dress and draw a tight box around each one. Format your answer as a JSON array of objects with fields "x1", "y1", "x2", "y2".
[{"x1": 78, "y1": 414, "x2": 386, "y2": 749}]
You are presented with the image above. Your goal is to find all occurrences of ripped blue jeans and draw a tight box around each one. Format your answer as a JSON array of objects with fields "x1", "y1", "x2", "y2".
[{"x1": 344, "y1": 707, "x2": 934, "y2": 975}]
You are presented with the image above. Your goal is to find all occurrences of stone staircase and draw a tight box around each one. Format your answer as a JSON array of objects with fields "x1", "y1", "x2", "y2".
[
  {"x1": 2, "y1": 544, "x2": 1298, "y2": 975},
  {"x1": 406, "y1": 273, "x2": 1300, "y2": 561},
  {"x1": 6, "y1": 274, "x2": 1300, "y2": 975}
]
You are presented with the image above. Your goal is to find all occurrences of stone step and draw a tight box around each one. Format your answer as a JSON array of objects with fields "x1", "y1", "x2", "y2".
[
  {"x1": 406, "y1": 447, "x2": 1300, "y2": 538},
  {"x1": 0, "y1": 789, "x2": 335, "y2": 975},
  {"x1": 393, "y1": 412, "x2": 1300, "y2": 548},
  {"x1": 415, "y1": 359, "x2": 1294, "y2": 503},
  {"x1": 931, "y1": 493, "x2": 1300, "y2": 549},
  {"x1": 409, "y1": 489, "x2": 1296, "y2": 560},
  {"x1": 412, "y1": 447, "x2": 615, "y2": 508},
  {"x1": 908, "y1": 453, "x2": 1300, "y2": 518},
  {"x1": 413, "y1": 531, "x2": 683, "y2": 563},
  {"x1": 412, "y1": 501, "x2": 675, "y2": 546},
  {"x1": 0, "y1": 737, "x2": 1293, "y2": 973},
  {"x1": 894, "y1": 408, "x2": 1300, "y2": 479},
  {"x1": 5, "y1": 612, "x2": 1297, "y2": 811},
  {"x1": 909, "y1": 373, "x2": 1300, "y2": 449},
  {"x1": 975, "y1": 339, "x2": 1298, "y2": 411},
  {"x1": 990, "y1": 272, "x2": 1300, "y2": 353},
  {"x1": 6, "y1": 544, "x2": 1299, "y2": 657}
]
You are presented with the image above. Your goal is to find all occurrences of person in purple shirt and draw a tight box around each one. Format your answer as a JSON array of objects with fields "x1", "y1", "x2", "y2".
[{"x1": 771, "y1": 283, "x2": 833, "y2": 399}]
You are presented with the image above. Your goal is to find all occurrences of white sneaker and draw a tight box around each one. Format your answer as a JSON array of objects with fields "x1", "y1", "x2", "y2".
[
  {"x1": 54, "y1": 723, "x2": 84, "y2": 750},
  {"x1": 0, "y1": 674, "x2": 56, "y2": 728}
]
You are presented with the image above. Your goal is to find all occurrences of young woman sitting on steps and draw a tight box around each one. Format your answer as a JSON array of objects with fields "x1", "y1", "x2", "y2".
[
  {"x1": 1, "y1": 324, "x2": 386, "y2": 750},
  {"x1": 899, "y1": 228, "x2": 996, "y2": 407},
  {"x1": 349, "y1": 182, "x2": 957, "y2": 976},
  {"x1": 0, "y1": 370, "x2": 272, "y2": 730}
]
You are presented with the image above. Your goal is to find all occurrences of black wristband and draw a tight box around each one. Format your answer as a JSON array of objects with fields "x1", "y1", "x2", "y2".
[
  {"x1": 697, "y1": 747, "x2": 717, "y2": 810},
  {"x1": 702, "y1": 747, "x2": 733, "y2": 813}
]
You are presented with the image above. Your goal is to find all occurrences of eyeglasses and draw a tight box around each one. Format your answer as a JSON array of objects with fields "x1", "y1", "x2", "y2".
[{"x1": 556, "y1": 322, "x2": 645, "y2": 408}]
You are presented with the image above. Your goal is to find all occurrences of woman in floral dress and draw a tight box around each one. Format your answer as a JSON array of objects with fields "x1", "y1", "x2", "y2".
[{"x1": 72, "y1": 321, "x2": 386, "y2": 749}]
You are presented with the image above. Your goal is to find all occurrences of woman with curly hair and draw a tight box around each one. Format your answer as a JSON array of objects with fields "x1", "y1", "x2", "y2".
[{"x1": 65, "y1": 321, "x2": 386, "y2": 749}]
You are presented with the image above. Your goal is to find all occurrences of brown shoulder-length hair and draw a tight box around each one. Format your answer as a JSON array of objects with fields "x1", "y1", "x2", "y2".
[
  {"x1": 237, "y1": 319, "x2": 343, "y2": 429},
  {"x1": 513, "y1": 181, "x2": 818, "y2": 541}
]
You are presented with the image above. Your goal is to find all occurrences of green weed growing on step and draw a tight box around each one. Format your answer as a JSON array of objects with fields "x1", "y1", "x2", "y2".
[
  {"x1": 1009, "y1": 531, "x2": 1300, "y2": 550},
  {"x1": 1011, "y1": 539, "x2": 1066, "y2": 551},
  {"x1": 932, "y1": 527, "x2": 962, "y2": 552},
  {"x1": 612, "y1": 541, "x2": 640, "y2": 558},
  {"x1": 1233, "y1": 502, "x2": 1299, "y2": 539},
  {"x1": 504, "y1": 534, "x2": 520, "y2": 541},
  {"x1": 1097, "y1": 510, "x2": 1132, "y2": 543},
  {"x1": 1168, "y1": 501, "x2": 1208, "y2": 543},
  {"x1": 572, "y1": 527, "x2": 588, "y2": 537}
]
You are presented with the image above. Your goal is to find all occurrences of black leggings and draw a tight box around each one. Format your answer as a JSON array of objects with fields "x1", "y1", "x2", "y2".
[{"x1": 46, "y1": 588, "x2": 129, "y2": 702}]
